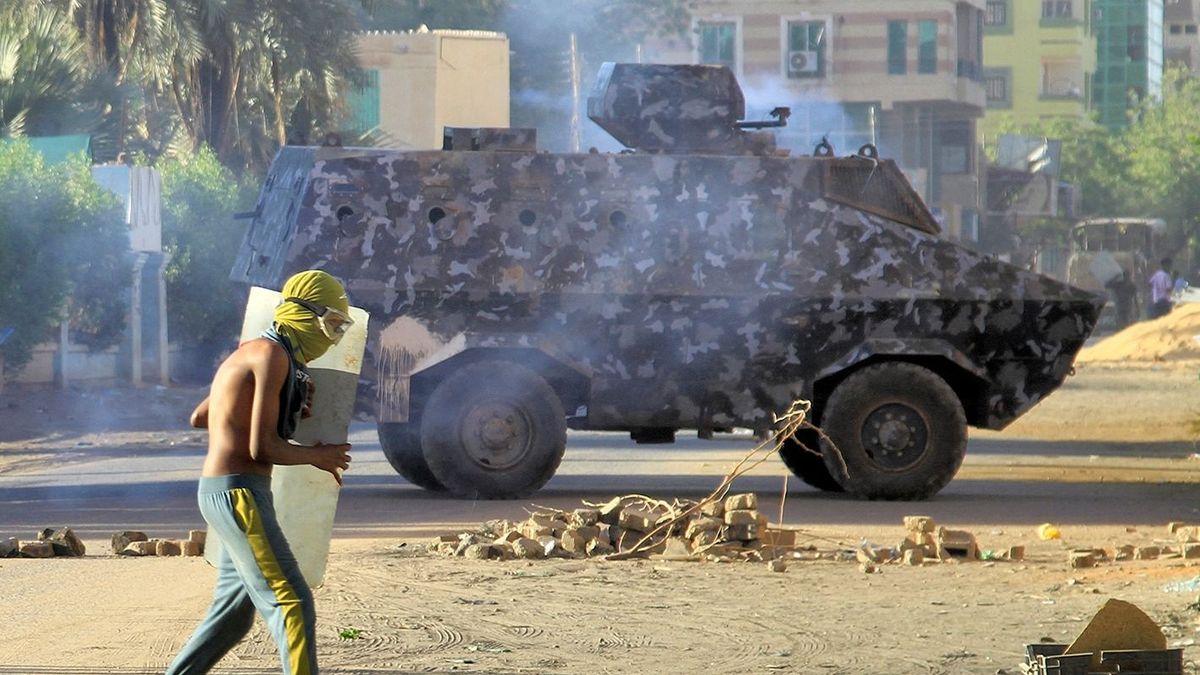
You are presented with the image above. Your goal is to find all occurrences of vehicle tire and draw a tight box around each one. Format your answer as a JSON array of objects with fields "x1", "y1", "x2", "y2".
[
  {"x1": 378, "y1": 422, "x2": 445, "y2": 491},
  {"x1": 778, "y1": 428, "x2": 844, "y2": 492},
  {"x1": 421, "y1": 361, "x2": 567, "y2": 499},
  {"x1": 819, "y1": 362, "x2": 966, "y2": 501}
]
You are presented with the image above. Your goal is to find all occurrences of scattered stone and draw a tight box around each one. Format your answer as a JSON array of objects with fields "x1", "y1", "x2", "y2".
[
  {"x1": 20, "y1": 541, "x2": 54, "y2": 558},
  {"x1": 156, "y1": 540, "x2": 182, "y2": 557},
  {"x1": 724, "y1": 523, "x2": 759, "y2": 542},
  {"x1": 38, "y1": 527, "x2": 85, "y2": 557},
  {"x1": 1005, "y1": 545, "x2": 1025, "y2": 562},
  {"x1": 724, "y1": 493, "x2": 757, "y2": 512},
  {"x1": 1183, "y1": 542, "x2": 1200, "y2": 559},
  {"x1": 904, "y1": 515, "x2": 936, "y2": 533},
  {"x1": 596, "y1": 497, "x2": 624, "y2": 525},
  {"x1": 858, "y1": 561, "x2": 878, "y2": 574},
  {"x1": 571, "y1": 508, "x2": 600, "y2": 527},
  {"x1": 0, "y1": 537, "x2": 18, "y2": 558},
  {"x1": 767, "y1": 558, "x2": 787, "y2": 573},
  {"x1": 685, "y1": 516, "x2": 722, "y2": 539},
  {"x1": 181, "y1": 540, "x2": 203, "y2": 556},
  {"x1": 586, "y1": 538, "x2": 614, "y2": 556},
  {"x1": 121, "y1": 540, "x2": 156, "y2": 556},
  {"x1": 188, "y1": 530, "x2": 207, "y2": 546},
  {"x1": 1069, "y1": 550, "x2": 1096, "y2": 569},
  {"x1": 462, "y1": 543, "x2": 491, "y2": 560},
  {"x1": 618, "y1": 507, "x2": 660, "y2": 533},
  {"x1": 111, "y1": 530, "x2": 148, "y2": 555},
  {"x1": 723, "y1": 509, "x2": 759, "y2": 526},
  {"x1": 903, "y1": 548, "x2": 925, "y2": 566},
  {"x1": 1175, "y1": 527, "x2": 1198, "y2": 543},
  {"x1": 937, "y1": 528, "x2": 979, "y2": 560},
  {"x1": 561, "y1": 528, "x2": 588, "y2": 555},
  {"x1": 510, "y1": 537, "x2": 543, "y2": 560},
  {"x1": 699, "y1": 500, "x2": 725, "y2": 519},
  {"x1": 1135, "y1": 546, "x2": 1160, "y2": 560}
]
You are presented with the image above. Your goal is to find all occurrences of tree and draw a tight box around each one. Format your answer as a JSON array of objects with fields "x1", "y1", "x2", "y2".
[
  {"x1": 159, "y1": 147, "x2": 254, "y2": 365},
  {"x1": 0, "y1": 140, "x2": 131, "y2": 374},
  {"x1": 0, "y1": 3, "x2": 99, "y2": 138}
]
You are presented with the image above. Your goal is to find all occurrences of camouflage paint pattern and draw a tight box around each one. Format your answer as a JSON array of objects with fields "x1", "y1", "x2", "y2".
[{"x1": 233, "y1": 64, "x2": 1103, "y2": 438}]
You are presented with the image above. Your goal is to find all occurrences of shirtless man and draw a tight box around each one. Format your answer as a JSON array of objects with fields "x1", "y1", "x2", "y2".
[{"x1": 167, "y1": 270, "x2": 353, "y2": 675}]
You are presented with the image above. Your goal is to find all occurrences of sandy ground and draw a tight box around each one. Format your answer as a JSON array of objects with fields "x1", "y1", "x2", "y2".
[{"x1": 3, "y1": 356, "x2": 1200, "y2": 673}]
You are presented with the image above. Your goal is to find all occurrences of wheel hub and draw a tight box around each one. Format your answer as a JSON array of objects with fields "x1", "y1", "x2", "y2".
[
  {"x1": 462, "y1": 402, "x2": 531, "y2": 471},
  {"x1": 861, "y1": 403, "x2": 929, "y2": 470}
]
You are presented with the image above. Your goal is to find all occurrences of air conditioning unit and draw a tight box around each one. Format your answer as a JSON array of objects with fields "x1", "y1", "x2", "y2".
[{"x1": 788, "y1": 50, "x2": 820, "y2": 76}]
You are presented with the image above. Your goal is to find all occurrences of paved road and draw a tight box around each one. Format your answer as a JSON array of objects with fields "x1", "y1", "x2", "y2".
[{"x1": 3, "y1": 424, "x2": 1199, "y2": 544}]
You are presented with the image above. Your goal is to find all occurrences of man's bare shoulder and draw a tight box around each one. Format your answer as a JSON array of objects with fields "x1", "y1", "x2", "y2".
[{"x1": 218, "y1": 337, "x2": 289, "y2": 374}]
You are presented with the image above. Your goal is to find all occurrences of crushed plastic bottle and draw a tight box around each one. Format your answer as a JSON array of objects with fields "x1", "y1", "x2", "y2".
[
  {"x1": 1037, "y1": 523, "x2": 1062, "y2": 540},
  {"x1": 1163, "y1": 576, "x2": 1200, "y2": 593}
]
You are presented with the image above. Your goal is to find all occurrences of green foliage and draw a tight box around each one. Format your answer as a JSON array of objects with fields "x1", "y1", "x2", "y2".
[
  {"x1": 337, "y1": 627, "x2": 364, "y2": 640},
  {"x1": 160, "y1": 147, "x2": 255, "y2": 350},
  {"x1": 0, "y1": 4, "x2": 99, "y2": 138},
  {"x1": 0, "y1": 139, "x2": 130, "y2": 372}
]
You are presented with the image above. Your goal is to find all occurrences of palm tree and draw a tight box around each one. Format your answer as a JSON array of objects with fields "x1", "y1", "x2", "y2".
[{"x1": 0, "y1": 4, "x2": 97, "y2": 138}]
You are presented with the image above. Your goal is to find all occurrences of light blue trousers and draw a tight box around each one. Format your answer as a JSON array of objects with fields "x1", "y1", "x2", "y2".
[{"x1": 166, "y1": 474, "x2": 318, "y2": 675}]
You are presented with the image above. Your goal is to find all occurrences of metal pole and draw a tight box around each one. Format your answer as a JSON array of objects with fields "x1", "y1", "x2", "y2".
[{"x1": 569, "y1": 33, "x2": 582, "y2": 153}]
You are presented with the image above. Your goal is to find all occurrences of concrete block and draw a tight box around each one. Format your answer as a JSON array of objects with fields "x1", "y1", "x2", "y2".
[
  {"x1": 561, "y1": 528, "x2": 588, "y2": 555},
  {"x1": 510, "y1": 537, "x2": 544, "y2": 559},
  {"x1": 619, "y1": 507, "x2": 659, "y2": 533},
  {"x1": 188, "y1": 530, "x2": 207, "y2": 545},
  {"x1": 903, "y1": 548, "x2": 924, "y2": 566},
  {"x1": 904, "y1": 515, "x2": 936, "y2": 533},
  {"x1": 111, "y1": 531, "x2": 148, "y2": 555},
  {"x1": 181, "y1": 540, "x2": 203, "y2": 556},
  {"x1": 462, "y1": 543, "x2": 491, "y2": 560},
  {"x1": 724, "y1": 523, "x2": 759, "y2": 542},
  {"x1": 685, "y1": 516, "x2": 723, "y2": 540},
  {"x1": 760, "y1": 528, "x2": 798, "y2": 548},
  {"x1": 937, "y1": 528, "x2": 978, "y2": 560},
  {"x1": 1069, "y1": 550, "x2": 1096, "y2": 568},
  {"x1": 767, "y1": 558, "x2": 787, "y2": 572},
  {"x1": 699, "y1": 500, "x2": 725, "y2": 519},
  {"x1": 1005, "y1": 545, "x2": 1025, "y2": 562},
  {"x1": 1135, "y1": 546, "x2": 1160, "y2": 560},
  {"x1": 724, "y1": 493, "x2": 758, "y2": 512},
  {"x1": 39, "y1": 527, "x2": 85, "y2": 557},
  {"x1": 20, "y1": 541, "x2": 55, "y2": 558},
  {"x1": 586, "y1": 538, "x2": 614, "y2": 557},
  {"x1": 0, "y1": 537, "x2": 18, "y2": 557},
  {"x1": 156, "y1": 540, "x2": 182, "y2": 557},
  {"x1": 571, "y1": 508, "x2": 600, "y2": 527},
  {"x1": 1183, "y1": 542, "x2": 1200, "y2": 559},
  {"x1": 724, "y1": 509, "x2": 759, "y2": 526}
]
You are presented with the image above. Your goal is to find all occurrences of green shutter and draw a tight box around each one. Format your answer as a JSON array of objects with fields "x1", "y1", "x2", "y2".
[
  {"x1": 346, "y1": 69, "x2": 380, "y2": 135},
  {"x1": 888, "y1": 21, "x2": 907, "y2": 75},
  {"x1": 918, "y1": 20, "x2": 937, "y2": 74}
]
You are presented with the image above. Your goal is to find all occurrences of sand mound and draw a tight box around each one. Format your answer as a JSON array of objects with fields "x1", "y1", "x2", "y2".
[{"x1": 1077, "y1": 303, "x2": 1200, "y2": 363}]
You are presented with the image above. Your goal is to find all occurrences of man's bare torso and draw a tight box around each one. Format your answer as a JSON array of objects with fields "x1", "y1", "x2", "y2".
[{"x1": 200, "y1": 338, "x2": 288, "y2": 478}]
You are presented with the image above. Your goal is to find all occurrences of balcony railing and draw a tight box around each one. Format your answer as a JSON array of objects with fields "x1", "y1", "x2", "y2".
[
  {"x1": 1041, "y1": 78, "x2": 1083, "y2": 99},
  {"x1": 957, "y1": 59, "x2": 981, "y2": 81}
]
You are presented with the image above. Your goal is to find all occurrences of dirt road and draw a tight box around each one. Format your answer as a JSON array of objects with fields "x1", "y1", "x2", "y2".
[{"x1": 1, "y1": 363, "x2": 1199, "y2": 673}]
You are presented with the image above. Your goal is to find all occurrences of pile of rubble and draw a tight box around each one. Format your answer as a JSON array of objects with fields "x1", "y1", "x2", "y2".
[
  {"x1": 426, "y1": 494, "x2": 1021, "y2": 571},
  {"x1": 1065, "y1": 522, "x2": 1200, "y2": 569},
  {"x1": 0, "y1": 527, "x2": 87, "y2": 558},
  {"x1": 113, "y1": 530, "x2": 206, "y2": 557}
]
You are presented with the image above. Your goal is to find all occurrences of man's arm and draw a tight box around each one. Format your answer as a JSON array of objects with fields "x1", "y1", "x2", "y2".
[
  {"x1": 247, "y1": 342, "x2": 351, "y2": 484},
  {"x1": 189, "y1": 397, "x2": 210, "y2": 429}
]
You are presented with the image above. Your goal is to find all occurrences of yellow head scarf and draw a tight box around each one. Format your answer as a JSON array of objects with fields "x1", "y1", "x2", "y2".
[{"x1": 273, "y1": 270, "x2": 350, "y2": 364}]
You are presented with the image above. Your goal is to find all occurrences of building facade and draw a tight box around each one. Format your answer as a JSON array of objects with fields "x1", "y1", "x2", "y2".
[
  {"x1": 1092, "y1": 0, "x2": 1163, "y2": 129},
  {"x1": 1165, "y1": 0, "x2": 1200, "y2": 68},
  {"x1": 653, "y1": 1, "x2": 987, "y2": 242},
  {"x1": 980, "y1": 0, "x2": 1097, "y2": 132},
  {"x1": 349, "y1": 29, "x2": 511, "y2": 150}
]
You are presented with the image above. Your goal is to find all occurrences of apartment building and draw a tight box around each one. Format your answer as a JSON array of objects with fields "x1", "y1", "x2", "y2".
[
  {"x1": 1093, "y1": 0, "x2": 1163, "y2": 129},
  {"x1": 653, "y1": 1, "x2": 986, "y2": 242},
  {"x1": 980, "y1": 0, "x2": 1097, "y2": 132},
  {"x1": 1166, "y1": 0, "x2": 1200, "y2": 67},
  {"x1": 982, "y1": 1, "x2": 1163, "y2": 133},
  {"x1": 347, "y1": 28, "x2": 510, "y2": 150}
]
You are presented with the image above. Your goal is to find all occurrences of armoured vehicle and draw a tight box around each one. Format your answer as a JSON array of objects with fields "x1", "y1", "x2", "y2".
[{"x1": 233, "y1": 63, "x2": 1104, "y2": 501}]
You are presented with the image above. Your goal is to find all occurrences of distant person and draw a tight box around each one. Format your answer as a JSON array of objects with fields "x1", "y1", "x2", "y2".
[
  {"x1": 1105, "y1": 270, "x2": 1137, "y2": 329},
  {"x1": 166, "y1": 270, "x2": 354, "y2": 675},
  {"x1": 1148, "y1": 257, "x2": 1173, "y2": 320},
  {"x1": 1174, "y1": 270, "x2": 1189, "y2": 295}
]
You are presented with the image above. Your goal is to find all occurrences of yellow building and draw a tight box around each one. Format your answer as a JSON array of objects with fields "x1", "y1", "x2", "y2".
[
  {"x1": 980, "y1": 0, "x2": 1097, "y2": 135},
  {"x1": 652, "y1": 1, "x2": 986, "y2": 242},
  {"x1": 351, "y1": 29, "x2": 510, "y2": 150}
]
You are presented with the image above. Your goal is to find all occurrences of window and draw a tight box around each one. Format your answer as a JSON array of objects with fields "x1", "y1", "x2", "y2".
[
  {"x1": 1128, "y1": 25, "x2": 1145, "y2": 61},
  {"x1": 698, "y1": 21, "x2": 737, "y2": 69},
  {"x1": 1170, "y1": 24, "x2": 1183, "y2": 35},
  {"x1": 985, "y1": 72, "x2": 1008, "y2": 102},
  {"x1": 888, "y1": 20, "x2": 907, "y2": 75},
  {"x1": 937, "y1": 121, "x2": 971, "y2": 174},
  {"x1": 345, "y1": 69, "x2": 380, "y2": 135},
  {"x1": 918, "y1": 20, "x2": 937, "y2": 74},
  {"x1": 785, "y1": 20, "x2": 827, "y2": 79},
  {"x1": 1188, "y1": 24, "x2": 1198, "y2": 35},
  {"x1": 1042, "y1": 0, "x2": 1072, "y2": 20},
  {"x1": 985, "y1": 1, "x2": 1008, "y2": 26}
]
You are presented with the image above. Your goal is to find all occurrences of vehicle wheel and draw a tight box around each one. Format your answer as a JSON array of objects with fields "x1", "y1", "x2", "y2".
[
  {"x1": 421, "y1": 361, "x2": 567, "y2": 499},
  {"x1": 378, "y1": 422, "x2": 445, "y2": 491},
  {"x1": 819, "y1": 362, "x2": 966, "y2": 501},
  {"x1": 778, "y1": 428, "x2": 844, "y2": 492}
]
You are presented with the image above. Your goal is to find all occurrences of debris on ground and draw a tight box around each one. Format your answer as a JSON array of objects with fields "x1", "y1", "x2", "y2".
[
  {"x1": 1022, "y1": 598, "x2": 1182, "y2": 674},
  {"x1": 112, "y1": 529, "x2": 205, "y2": 557},
  {"x1": 0, "y1": 527, "x2": 86, "y2": 558}
]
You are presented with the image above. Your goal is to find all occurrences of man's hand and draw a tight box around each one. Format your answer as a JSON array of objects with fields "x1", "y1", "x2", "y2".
[{"x1": 311, "y1": 442, "x2": 352, "y2": 485}]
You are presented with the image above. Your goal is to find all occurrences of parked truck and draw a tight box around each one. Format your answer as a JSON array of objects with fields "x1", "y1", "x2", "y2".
[{"x1": 232, "y1": 63, "x2": 1104, "y2": 501}]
